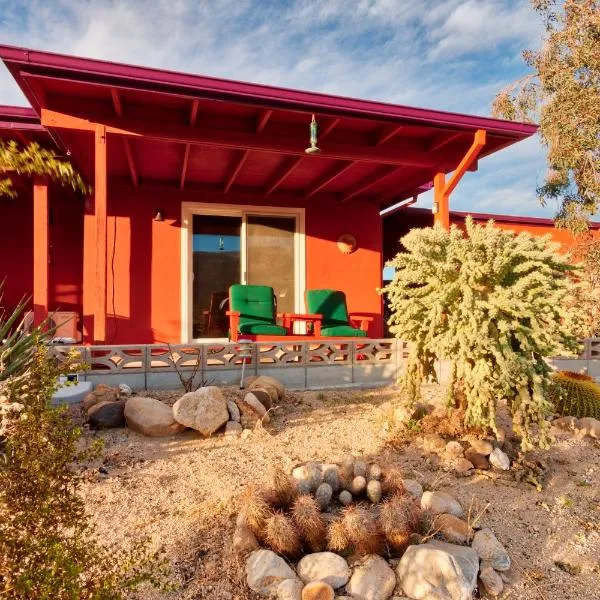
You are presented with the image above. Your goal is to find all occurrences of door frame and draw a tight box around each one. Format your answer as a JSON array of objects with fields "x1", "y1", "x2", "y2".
[{"x1": 180, "y1": 202, "x2": 306, "y2": 342}]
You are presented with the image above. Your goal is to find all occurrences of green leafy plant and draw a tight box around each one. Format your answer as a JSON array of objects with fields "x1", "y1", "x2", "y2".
[
  {"x1": 0, "y1": 340, "x2": 170, "y2": 598},
  {"x1": 0, "y1": 140, "x2": 90, "y2": 199},
  {"x1": 492, "y1": 0, "x2": 600, "y2": 233},
  {"x1": 549, "y1": 370, "x2": 600, "y2": 418},
  {"x1": 570, "y1": 234, "x2": 600, "y2": 337},
  {"x1": 381, "y1": 219, "x2": 582, "y2": 450}
]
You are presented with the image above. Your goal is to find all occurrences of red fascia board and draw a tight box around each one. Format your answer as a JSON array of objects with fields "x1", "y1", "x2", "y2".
[
  {"x1": 0, "y1": 104, "x2": 40, "y2": 123},
  {"x1": 0, "y1": 44, "x2": 538, "y2": 139}
]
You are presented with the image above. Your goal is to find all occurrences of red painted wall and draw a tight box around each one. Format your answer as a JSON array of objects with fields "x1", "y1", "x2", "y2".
[{"x1": 0, "y1": 183, "x2": 83, "y2": 322}]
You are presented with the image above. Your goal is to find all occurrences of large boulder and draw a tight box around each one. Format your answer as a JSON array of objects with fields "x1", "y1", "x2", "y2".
[
  {"x1": 471, "y1": 528, "x2": 511, "y2": 571},
  {"x1": 249, "y1": 375, "x2": 285, "y2": 401},
  {"x1": 246, "y1": 549, "x2": 298, "y2": 597},
  {"x1": 346, "y1": 554, "x2": 396, "y2": 600},
  {"x1": 297, "y1": 552, "x2": 350, "y2": 589},
  {"x1": 124, "y1": 396, "x2": 186, "y2": 437},
  {"x1": 82, "y1": 384, "x2": 118, "y2": 412},
  {"x1": 87, "y1": 400, "x2": 125, "y2": 429},
  {"x1": 173, "y1": 387, "x2": 228, "y2": 436},
  {"x1": 237, "y1": 392, "x2": 270, "y2": 427},
  {"x1": 397, "y1": 540, "x2": 479, "y2": 600}
]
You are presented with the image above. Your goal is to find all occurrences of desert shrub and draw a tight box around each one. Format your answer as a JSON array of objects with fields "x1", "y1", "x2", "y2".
[
  {"x1": 381, "y1": 219, "x2": 582, "y2": 450},
  {"x1": 570, "y1": 234, "x2": 600, "y2": 337},
  {"x1": 0, "y1": 341, "x2": 170, "y2": 598},
  {"x1": 549, "y1": 371, "x2": 600, "y2": 419}
]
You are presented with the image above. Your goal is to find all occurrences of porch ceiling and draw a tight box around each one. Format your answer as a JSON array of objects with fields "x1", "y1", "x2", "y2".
[{"x1": 0, "y1": 45, "x2": 537, "y2": 209}]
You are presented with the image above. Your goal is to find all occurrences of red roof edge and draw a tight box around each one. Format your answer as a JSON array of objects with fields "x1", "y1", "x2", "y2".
[
  {"x1": 0, "y1": 104, "x2": 40, "y2": 122},
  {"x1": 0, "y1": 44, "x2": 538, "y2": 138}
]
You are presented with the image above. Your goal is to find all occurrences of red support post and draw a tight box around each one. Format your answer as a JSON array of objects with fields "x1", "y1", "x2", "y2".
[
  {"x1": 33, "y1": 177, "x2": 49, "y2": 326},
  {"x1": 94, "y1": 124, "x2": 108, "y2": 342}
]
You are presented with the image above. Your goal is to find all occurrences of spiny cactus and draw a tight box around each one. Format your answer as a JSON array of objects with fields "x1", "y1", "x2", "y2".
[
  {"x1": 241, "y1": 485, "x2": 271, "y2": 536},
  {"x1": 379, "y1": 494, "x2": 421, "y2": 553},
  {"x1": 271, "y1": 467, "x2": 299, "y2": 509},
  {"x1": 338, "y1": 506, "x2": 384, "y2": 557},
  {"x1": 264, "y1": 512, "x2": 301, "y2": 557},
  {"x1": 327, "y1": 518, "x2": 350, "y2": 553},
  {"x1": 291, "y1": 495, "x2": 327, "y2": 552},
  {"x1": 550, "y1": 371, "x2": 600, "y2": 419},
  {"x1": 381, "y1": 465, "x2": 405, "y2": 498}
]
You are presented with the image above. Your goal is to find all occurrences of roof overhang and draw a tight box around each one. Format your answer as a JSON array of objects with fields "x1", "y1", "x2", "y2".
[{"x1": 0, "y1": 44, "x2": 538, "y2": 208}]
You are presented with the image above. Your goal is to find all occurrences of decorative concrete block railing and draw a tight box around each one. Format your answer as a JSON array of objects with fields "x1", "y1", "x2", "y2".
[
  {"x1": 549, "y1": 337, "x2": 600, "y2": 379},
  {"x1": 49, "y1": 339, "x2": 409, "y2": 391}
]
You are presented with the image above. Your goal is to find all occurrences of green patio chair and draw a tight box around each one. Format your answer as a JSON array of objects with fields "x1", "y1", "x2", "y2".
[
  {"x1": 305, "y1": 289, "x2": 372, "y2": 337},
  {"x1": 227, "y1": 284, "x2": 288, "y2": 341}
]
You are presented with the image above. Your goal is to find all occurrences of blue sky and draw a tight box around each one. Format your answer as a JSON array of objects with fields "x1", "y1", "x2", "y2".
[{"x1": 0, "y1": 0, "x2": 554, "y2": 216}]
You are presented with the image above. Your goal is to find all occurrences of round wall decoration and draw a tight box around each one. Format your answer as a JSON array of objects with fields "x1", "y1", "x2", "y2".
[{"x1": 337, "y1": 234, "x2": 357, "y2": 254}]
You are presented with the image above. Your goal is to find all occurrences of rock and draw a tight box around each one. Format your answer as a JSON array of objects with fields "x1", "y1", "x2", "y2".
[
  {"x1": 402, "y1": 479, "x2": 423, "y2": 501},
  {"x1": 124, "y1": 396, "x2": 186, "y2": 437},
  {"x1": 297, "y1": 552, "x2": 350, "y2": 588},
  {"x1": 293, "y1": 463, "x2": 323, "y2": 491},
  {"x1": 434, "y1": 514, "x2": 471, "y2": 544},
  {"x1": 464, "y1": 449, "x2": 490, "y2": 470},
  {"x1": 397, "y1": 540, "x2": 479, "y2": 600},
  {"x1": 354, "y1": 460, "x2": 367, "y2": 478},
  {"x1": 341, "y1": 455, "x2": 355, "y2": 480},
  {"x1": 489, "y1": 448, "x2": 511, "y2": 471},
  {"x1": 578, "y1": 417, "x2": 600, "y2": 438},
  {"x1": 301, "y1": 581, "x2": 334, "y2": 600},
  {"x1": 445, "y1": 441, "x2": 464, "y2": 457},
  {"x1": 421, "y1": 491, "x2": 464, "y2": 518},
  {"x1": 251, "y1": 388, "x2": 273, "y2": 410},
  {"x1": 423, "y1": 433, "x2": 446, "y2": 454},
  {"x1": 346, "y1": 554, "x2": 396, "y2": 600},
  {"x1": 83, "y1": 386, "x2": 118, "y2": 411},
  {"x1": 366, "y1": 480, "x2": 382, "y2": 504},
  {"x1": 469, "y1": 439, "x2": 493, "y2": 456},
  {"x1": 368, "y1": 463, "x2": 382, "y2": 481},
  {"x1": 351, "y1": 476, "x2": 367, "y2": 495},
  {"x1": 479, "y1": 565, "x2": 504, "y2": 597},
  {"x1": 118, "y1": 383, "x2": 132, "y2": 396},
  {"x1": 277, "y1": 578, "x2": 303, "y2": 600},
  {"x1": 321, "y1": 464, "x2": 341, "y2": 492},
  {"x1": 246, "y1": 549, "x2": 297, "y2": 596},
  {"x1": 471, "y1": 528, "x2": 511, "y2": 571},
  {"x1": 553, "y1": 415, "x2": 579, "y2": 430},
  {"x1": 173, "y1": 387, "x2": 229, "y2": 436},
  {"x1": 453, "y1": 458, "x2": 473, "y2": 473},
  {"x1": 315, "y1": 483, "x2": 333, "y2": 510},
  {"x1": 224, "y1": 421, "x2": 243, "y2": 436},
  {"x1": 298, "y1": 479, "x2": 312, "y2": 495},
  {"x1": 227, "y1": 399, "x2": 241, "y2": 423},
  {"x1": 233, "y1": 520, "x2": 258, "y2": 554},
  {"x1": 249, "y1": 376, "x2": 285, "y2": 401},
  {"x1": 238, "y1": 392, "x2": 270, "y2": 425},
  {"x1": 339, "y1": 490, "x2": 353, "y2": 506},
  {"x1": 87, "y1": 400, "x2": 125, "y2": 429}
]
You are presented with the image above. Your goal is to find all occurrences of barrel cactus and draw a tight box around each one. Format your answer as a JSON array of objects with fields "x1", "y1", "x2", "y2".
[{"x1": 550, "y1": 371, "x2": 600, "y2": 419}]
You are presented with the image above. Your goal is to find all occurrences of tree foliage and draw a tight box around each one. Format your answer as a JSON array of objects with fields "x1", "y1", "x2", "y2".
[
  {"x1": 0, "y1": 299, "x2": 170, "y2": 598},
  {"x1": 381, "y1": 219, "x2": 582, "y2": 450},
  {"x1": 0, "y1": 140, "x2": 90, "y2": 198},
  {"x1": 492, "y1": 0, "x2": 600, "y2": 233},
  {"x1": 569, "y1": 233, "x2": 600, "y2": 337}
]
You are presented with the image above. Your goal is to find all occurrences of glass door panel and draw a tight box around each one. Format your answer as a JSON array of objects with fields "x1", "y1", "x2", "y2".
[
  {"x1": 192, "y1": 215, "x2": 241, "y2": 338},
  {"x1": 246, "y1": 215, "x2": 296, "y2": 315}
]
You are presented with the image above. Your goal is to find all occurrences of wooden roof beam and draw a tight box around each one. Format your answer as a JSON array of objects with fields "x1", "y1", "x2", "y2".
[
  {"x1": 374, "y1": 124, "x2": 404, "y2": 146},
  {"x1": 123, "y1": 138, "x2": 138, "y2": 187},
  {"x1": 427, "y1": 131, "x2": 464, "y2": 152},
  {"x1": 224, "y1": 149, "x2": 249, "y2": 193},
  {"x1": 304, "y1": 161, "x2": 355, "y2": 198},
  {"x1": 256, "y1": 109, "x2": 272, "y2": 132},
  {"x1": 264, "y1": 156, "x2": 303, "y2": 196},
  {"x1": 342, "y1": 165, "x2": 405, "y2": 202},
  {"x1": 110, "y1": 88, "x2": 123, "y2": 117},
  {"x1": 189, "y1": 99, "x2": 199, "y2": 125}
]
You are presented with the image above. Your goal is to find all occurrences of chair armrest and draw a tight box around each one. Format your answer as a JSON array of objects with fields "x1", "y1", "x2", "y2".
[
  {"x1": 286, "y1": 313, "x2": 323, "y2": 336},
  {"x1": 349, "y1": 314, "x2": 374, "y2": 332},
  {"x1": 226, "y1": 311, "x2": 241, "y2": 341}
]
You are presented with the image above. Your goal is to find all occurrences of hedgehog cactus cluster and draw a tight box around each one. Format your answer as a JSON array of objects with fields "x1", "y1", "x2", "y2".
[
  {"x1": 237, "y1": 457, "x2": 425, "y2": 560},
  {"x1": 550, "y1": 371, "x2": 600, "y2": 419}
]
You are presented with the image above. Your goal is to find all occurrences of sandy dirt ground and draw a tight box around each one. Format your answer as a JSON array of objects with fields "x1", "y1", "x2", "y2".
[{"x1": 77, "y1": 385, "x2": 600, "y2": 600}]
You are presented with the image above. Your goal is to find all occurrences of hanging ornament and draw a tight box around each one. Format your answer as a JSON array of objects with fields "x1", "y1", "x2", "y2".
[{"x1": 305, "y1": 114, "x2": 321, "y2": 155}]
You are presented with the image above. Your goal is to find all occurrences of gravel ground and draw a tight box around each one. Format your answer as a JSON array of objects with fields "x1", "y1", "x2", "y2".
[{"x1": 77, "y1": 384, "x2": 600, "y2": 599}]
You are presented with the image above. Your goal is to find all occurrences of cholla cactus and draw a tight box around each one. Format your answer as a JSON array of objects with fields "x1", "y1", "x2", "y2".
[{"x1": 381, "y1": 219, "x2": 582, "y2": 450}]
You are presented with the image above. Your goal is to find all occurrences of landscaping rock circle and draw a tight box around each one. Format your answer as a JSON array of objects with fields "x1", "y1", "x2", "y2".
[
  {"x1": 346, "y1": 554, "x2": 396, "y2": 600},
  {"x1": 87, "y1": 400, "x2": 125, "y2": 429},
  {"x1": 301, "y1": 581, "x2": 334, "y2": 600},
  {"x1": 277, "y1": 578, "x2": 303, "y2": 600},
  {"x1": 297, "y1": 552, "x2": 350, "y2": 589},
  {"x1": 173, "y1": 387, "x2": 229, "y2": 436},
  {"x1": 124, "y1": 396, "x2": 186, "y2": 437},
  {"x1": 246, "y1": 549, "x2": 297, "y2": 597},
  {"x1": 402, "y1": 479, "x2": 423, "y2": 501}
]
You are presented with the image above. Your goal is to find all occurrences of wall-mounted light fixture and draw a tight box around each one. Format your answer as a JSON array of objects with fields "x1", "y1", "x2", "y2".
[
  {"x1": 154, "y1": 209, "x2": 164, "y2": 222},
  {"x1": 305, "y1": 114, "x2": 321, "y2": 155}
]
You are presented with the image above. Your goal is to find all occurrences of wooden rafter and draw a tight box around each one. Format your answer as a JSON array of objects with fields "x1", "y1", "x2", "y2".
[
  {"x1": 256, "y1": 109, "x2": 272, "y2": 132},
  {"x1": 224, "y1": 150, "x2": 249, "y2": 193},
  {"x1": 189, "y1": 99, "x2": 200, "y2": 125},
  {"x1": 342, "y1": 165, "x2": 405, "y2": 202},
  {"x1": 123, "y1": 139, "x2": 138, "y2": 187},
  {"x1": 41, "y1": 108, "x2": 450, "y2": 168},
  {"x1": 110, "y1": 88, "x2": 123, "y2": 117},
  {"x1": 304, "y1": 161, "x2": 355, "y2": 198},
  {"x1": 180, "y1": 100, "x2": 200, "y2": 189},
  {"x1": 374, "y1": 124, "x2": 404, "y2": 146},
  {"x1": 264, "y1": 156, "x2": 303, "y2": 196},
  {"x1": 320, "y1": 117, "x2": 340, "y2": 140},
  {"x1": 428, "y1": 131, "x2": 463, "y2": 152}
]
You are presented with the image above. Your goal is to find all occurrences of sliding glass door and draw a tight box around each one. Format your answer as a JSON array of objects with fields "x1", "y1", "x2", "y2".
[{"x1": 187, "y1": 207, "x2": 303, "y2": 340}]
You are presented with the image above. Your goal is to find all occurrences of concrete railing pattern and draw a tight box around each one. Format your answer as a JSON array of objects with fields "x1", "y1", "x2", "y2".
[
  {"x1": 549, "y1": 337, "x2": 600, "y2": 380},
  {"x1": 49, "y1": 339, "x2": 409, "y2": 390}
]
